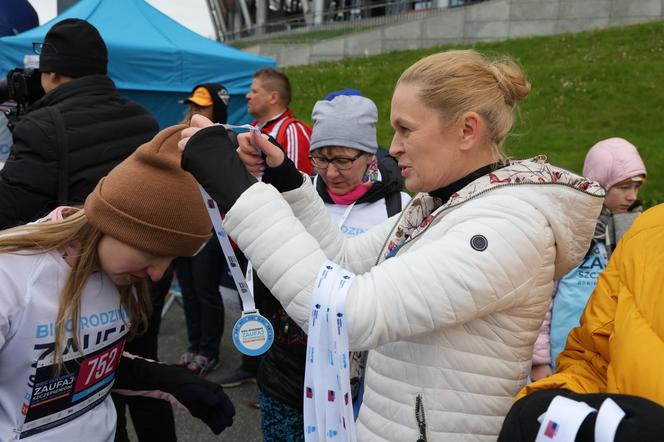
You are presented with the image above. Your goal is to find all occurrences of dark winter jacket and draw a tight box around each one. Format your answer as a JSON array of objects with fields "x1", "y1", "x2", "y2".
[
  {"x1": 256, "y1": 154, "x2": 406, "y2": 410},
  {"x1": 0, "y1": 74, "x2": 158, "y2": 228}
]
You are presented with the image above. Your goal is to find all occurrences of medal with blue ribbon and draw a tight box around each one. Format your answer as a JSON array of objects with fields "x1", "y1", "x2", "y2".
[{"x1": 195, "y1": 123, "x2": 274, "y2": 356}]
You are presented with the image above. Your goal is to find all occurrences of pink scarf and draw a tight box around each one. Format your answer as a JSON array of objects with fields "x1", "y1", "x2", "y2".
[{"x1": 328, "y1": 184, "x2": 370, "y2": 205}]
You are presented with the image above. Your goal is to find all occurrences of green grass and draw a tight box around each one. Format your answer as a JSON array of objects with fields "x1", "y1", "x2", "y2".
[{"x1": 284, "y1": 20, "x2": 664, "y2": 205}]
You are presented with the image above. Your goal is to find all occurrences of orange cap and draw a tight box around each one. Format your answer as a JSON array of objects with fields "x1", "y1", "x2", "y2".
[{"x1": 184, "y1": 86, "x2": 213, "y2": 107}]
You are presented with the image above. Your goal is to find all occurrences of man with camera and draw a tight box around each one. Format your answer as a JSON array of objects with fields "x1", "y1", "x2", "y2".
[{"x1": 0, "y1": 18, "x2": 158, "y2": 228}]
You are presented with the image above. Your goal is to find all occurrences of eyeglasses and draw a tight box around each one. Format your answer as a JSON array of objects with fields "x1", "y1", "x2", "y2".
[
  {"x1": 32, "y1": 42, "x2": 57, "y2": 55},
  {"x1": 309, "y1": 152, "x2": 365, "y2": 170}
]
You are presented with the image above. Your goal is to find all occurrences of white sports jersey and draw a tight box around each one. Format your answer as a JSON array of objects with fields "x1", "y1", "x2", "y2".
[
  {"x1": 324, "y1": 192, "x2": 411, "y2": 237},
  {"x1": 0, "y1": 251, "x2": 127, "y2": 441}
]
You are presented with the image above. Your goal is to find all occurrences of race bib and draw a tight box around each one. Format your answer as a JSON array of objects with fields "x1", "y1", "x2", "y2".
[{"x1": 20, "y1": 336, "x2": 125, "y2": 439}]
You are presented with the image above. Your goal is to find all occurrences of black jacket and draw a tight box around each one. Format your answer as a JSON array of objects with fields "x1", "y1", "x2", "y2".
[
  {"x1": 0, "y1": 75, "x2": 159, "y2": 228},
  {"x1": 256, "y1": 154, "x2": 406, "y2": 410}
]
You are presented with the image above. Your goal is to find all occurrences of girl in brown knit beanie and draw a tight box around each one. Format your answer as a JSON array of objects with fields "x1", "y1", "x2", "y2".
[{"x1": 0, "y1": 126, "x2": 234, "y2": 441}]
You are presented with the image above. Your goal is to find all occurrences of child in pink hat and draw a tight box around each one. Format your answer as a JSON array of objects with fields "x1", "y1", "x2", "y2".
[
  {"x1": 530, "y1": 137, "x2": 647, "y2": 381},
  {"x1": 583, "y1": 137, "x2": 647, "y2": 214}
]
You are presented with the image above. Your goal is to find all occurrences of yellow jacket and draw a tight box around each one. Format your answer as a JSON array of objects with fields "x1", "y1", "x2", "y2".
[{"x1": 517, "y1": 203, "x2": 664, "y2": 404}]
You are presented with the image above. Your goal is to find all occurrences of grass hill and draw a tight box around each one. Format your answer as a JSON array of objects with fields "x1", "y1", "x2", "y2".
[{"x1": 284, "y1": 20, "x2": 664, "y2": 205}]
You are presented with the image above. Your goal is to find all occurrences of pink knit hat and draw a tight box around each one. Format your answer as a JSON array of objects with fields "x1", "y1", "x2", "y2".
[{"x1": 582, "y1": 138, "x2": 647, "y2": 189}]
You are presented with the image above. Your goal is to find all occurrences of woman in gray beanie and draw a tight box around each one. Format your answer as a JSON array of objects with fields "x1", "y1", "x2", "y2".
[{"x1": 253, "y1": 92, "x2": 410, "y2": 441}]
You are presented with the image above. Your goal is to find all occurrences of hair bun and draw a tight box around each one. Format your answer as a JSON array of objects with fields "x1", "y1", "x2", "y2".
[{"x1": 489, "y1": 60, "x2": 531, "y2": 106}]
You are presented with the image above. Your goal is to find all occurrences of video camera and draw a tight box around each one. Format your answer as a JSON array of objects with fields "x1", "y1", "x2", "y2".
[{"x1": 0, "y1": 68, "x2": 45, "y2": 122}]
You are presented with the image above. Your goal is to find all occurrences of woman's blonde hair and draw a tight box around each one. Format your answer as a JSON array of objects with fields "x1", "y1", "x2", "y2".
[
  {"x1": 0, "y1": 210, "x2": 151, "y2": 371},
  {"x1": 398, "y1": 49, "x2": 531, "y2": 160}
]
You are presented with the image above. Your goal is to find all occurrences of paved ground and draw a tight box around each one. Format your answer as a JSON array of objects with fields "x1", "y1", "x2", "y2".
[{"x1": 128, "y1": 286, "x2": 263, "y2": 441}]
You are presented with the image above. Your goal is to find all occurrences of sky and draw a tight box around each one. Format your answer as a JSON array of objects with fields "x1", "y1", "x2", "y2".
[{"x1": 26, "y1": 0, "x2": 216, "y2": 39}]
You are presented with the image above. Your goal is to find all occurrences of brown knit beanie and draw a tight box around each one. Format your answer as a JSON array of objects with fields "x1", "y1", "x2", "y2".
[{"x1": 84, "y1": 125, "x2": 212, "y2": 257}]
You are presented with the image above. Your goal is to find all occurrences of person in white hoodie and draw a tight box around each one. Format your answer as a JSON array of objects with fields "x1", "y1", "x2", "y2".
[{"x1": 178, "y1": 49, "x2": 605, "y2": 441}]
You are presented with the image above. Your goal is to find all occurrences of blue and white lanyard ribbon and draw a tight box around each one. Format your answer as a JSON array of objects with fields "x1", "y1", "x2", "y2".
[
  {"x1": 195, "y1": 124, "x2": 274, "y2": 355},
  {"x1": 198, "y1": 185, "x2": 255, "y2": 310},
  {"x1": 196, "y1": 123, "x2": 262, "y2": 308},
  {"x1": 304, "y1": 261, "x2": 357, "y2": 442}
]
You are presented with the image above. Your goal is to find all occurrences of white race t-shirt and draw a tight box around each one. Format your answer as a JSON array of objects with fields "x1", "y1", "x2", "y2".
[
  {"x1": 324, "y1": 192, "x2": 411, "y2": 237},
  {"x1": 0, "y1": 251, "x2": 128, "y2": 441}
]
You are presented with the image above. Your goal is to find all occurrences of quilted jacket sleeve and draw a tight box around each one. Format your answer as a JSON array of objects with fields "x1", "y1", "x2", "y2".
[
  {"x1": 280, "y1": 176, "x2": 397, "y2": 274},
  {"x1": 224, "y1": 181, "x2": 553, "y2": 352},
  {"x1": 516, "y1": 243, "x2": 621, "y2": 400},
  {"x1": 531, "y1": 299, "x2": 553, "y2": 366}
]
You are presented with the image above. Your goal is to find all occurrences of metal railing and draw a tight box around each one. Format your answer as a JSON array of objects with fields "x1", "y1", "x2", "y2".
[{"x1": 223, "y1": 0, "x2": 487, "y2": 43}]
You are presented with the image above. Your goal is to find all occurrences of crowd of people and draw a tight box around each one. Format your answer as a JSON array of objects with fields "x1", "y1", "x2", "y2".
[{"x1": 0, "y1": 16, "x2": 660, "y2": 442}]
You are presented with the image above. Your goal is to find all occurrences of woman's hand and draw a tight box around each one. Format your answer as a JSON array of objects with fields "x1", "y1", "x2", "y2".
[
  {"x1": 236, "y1": 131, "x2": 285, "y2": 176},
  {"x1": 178, "y1": 114, "x2": 216, "y2": 152}
]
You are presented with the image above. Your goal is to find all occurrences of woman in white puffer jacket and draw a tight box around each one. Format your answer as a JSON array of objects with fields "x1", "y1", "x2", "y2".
[{"x1": 179, "y1": 49, "x2": 605, "y2": 441}]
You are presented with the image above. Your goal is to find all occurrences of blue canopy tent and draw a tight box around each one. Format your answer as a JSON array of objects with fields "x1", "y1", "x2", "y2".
[{"x1": 0, "y1": 0, "x2": 275, "y2": 127}]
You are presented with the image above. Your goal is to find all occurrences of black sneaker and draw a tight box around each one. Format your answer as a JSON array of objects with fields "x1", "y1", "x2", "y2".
[
  {"x1": 219, "y1": 368, "x2": 257, "y2": 388},
  {"x1": 186, "y1": 354, "x2": 221, "y2": 377}
]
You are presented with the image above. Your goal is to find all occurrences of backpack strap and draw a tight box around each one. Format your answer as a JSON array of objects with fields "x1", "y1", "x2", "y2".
[
  {"x1": 384, "y1": 191, "x2": 402, "y2": 217},
  {"x1": 46, "y1": 106, "x2": 69, "y2": 205}
]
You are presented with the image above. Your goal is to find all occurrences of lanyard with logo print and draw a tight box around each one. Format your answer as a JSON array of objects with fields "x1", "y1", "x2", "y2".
[
  {"x1": 312, "y1": 175, "x2": 357, "y2": 229},
  {"x1": 196, "y1": 124, "x2": 274, "y2": 356},
  {"x1": 303, "y1": 261, "x2": 356, "y2": 442}
]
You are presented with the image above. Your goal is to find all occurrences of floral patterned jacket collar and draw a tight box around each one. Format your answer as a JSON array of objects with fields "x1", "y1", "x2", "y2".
[{"x1": 380, "y1": 156, "x2": 605, "y2": 262}]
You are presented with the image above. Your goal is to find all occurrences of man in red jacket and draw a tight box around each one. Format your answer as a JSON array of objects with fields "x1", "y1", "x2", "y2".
[{"x1": 246, "y1": 68, "x2": 312, "y2": 175}]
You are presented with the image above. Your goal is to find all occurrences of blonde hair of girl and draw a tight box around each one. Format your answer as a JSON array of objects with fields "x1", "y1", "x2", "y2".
[{"x1": 0, "y1": 210, "x2": 150, "y2": 372}]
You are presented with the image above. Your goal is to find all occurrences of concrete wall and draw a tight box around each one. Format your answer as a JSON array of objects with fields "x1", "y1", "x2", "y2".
[{"x1": 244, "y1": 0, "x2": 663, "y2": 66}]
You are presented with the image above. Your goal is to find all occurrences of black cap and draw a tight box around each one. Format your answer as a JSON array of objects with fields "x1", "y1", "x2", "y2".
[{"x1": 38, "y1": 18, "x2": 108, "y2": 78}]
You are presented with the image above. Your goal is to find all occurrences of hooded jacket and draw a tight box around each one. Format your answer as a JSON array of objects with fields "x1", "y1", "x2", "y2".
[{"x1": 223, "y1": 156, "x2": 604, "y2": 441}]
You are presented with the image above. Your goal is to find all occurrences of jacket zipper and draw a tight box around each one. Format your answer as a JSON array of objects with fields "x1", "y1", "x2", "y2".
[{"x1": 415, "y1": 394, "x2": 427, "y2": 442}]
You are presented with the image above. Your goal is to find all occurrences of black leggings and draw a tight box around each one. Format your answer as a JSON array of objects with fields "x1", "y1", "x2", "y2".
[{"x1": 499, "y1": 389, "x2": 664, "y2": 441}]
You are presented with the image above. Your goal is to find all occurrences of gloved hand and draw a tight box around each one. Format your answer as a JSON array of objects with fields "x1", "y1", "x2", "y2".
[
  {"x1": 180, "y1": 116, "x2": 257, "y2": 212},
  {"x1": 167, "y1": 374, "x2": 235, "y2": 434},
  {"x1": 236, "y1": 130, "x2": 304, "y2": 192},
  {"x1": 114, "y1": 353, "x2": 235, "y2": 434}
]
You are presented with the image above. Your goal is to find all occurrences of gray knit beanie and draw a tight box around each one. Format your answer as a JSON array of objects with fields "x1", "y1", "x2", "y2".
[{"x1": 309, "y1": 95, "x2": 378, "y2": 154}]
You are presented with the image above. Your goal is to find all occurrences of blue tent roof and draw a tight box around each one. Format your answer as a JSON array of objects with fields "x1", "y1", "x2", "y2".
[{"x1": 0, "y1": 0, "x2": 275, "y2": 126}]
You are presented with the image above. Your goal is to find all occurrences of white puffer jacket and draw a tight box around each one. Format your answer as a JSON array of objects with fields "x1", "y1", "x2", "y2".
[{"x1": 224, "y1": 158, "x2": 604, "y2": 441}]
